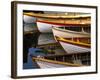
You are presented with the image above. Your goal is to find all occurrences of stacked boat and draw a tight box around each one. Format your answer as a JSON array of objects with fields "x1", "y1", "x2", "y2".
[
  {"x1": 24, "y1": 12, "x2": 90, "y2": 33},
  {"x1": 36, "y1": 13, "x2": 91, "y2": 54},
  {"x1": 36, "y1": 17, "x2": 91, "y2": 68},
  {"x1": 52, "y1": 25, "x2": 91, "y2": 54}
]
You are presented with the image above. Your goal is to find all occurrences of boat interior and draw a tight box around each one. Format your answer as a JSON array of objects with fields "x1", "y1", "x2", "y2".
[
  {"x1": 32, "y1": 52, "x2": 90, "y2": 67},
  {"x1": 53, "y1": 26, "x2": 91, "y2": 34},
  {"x1": 56, "y1": 36, "x2": 91, "y2": 48}
]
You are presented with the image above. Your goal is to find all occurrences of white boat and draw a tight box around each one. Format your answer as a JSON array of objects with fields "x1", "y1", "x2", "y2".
[
  {"x1": 36, "y1": 17, "x2": 90, "y2": 33},
  {"x1": 36, "y1": 20, "x2": 61, "y2": 33},
  {"x1": 56, "y1": 37, "x2": 91, "y2": 54},
  {"x1": 33, "y1": 57, "x2": 83, "y2": 68},
  {"x1": 23, "y1": 15, "x2": 36, "y2": 23},
  {"x1": 34, "y1": 59, "x2": 68, "y2": 68},
  {"x1": 32, "y1": 52, "x2": 90, "y2": 68},
  {"x1": 52, "y1": 26, "x2": 90, "y2": 40}
]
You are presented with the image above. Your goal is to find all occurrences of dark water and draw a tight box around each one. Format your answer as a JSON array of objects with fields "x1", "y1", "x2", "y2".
[
  {"x1": 24, "y1": 23, "x2": 37, "y2": 32},
  {"x1": 23, "y1": 23, "x2": 57, "y2": 69},
  {"x1": 23, "y1": 33, "x2": 40, "y2": 63}
]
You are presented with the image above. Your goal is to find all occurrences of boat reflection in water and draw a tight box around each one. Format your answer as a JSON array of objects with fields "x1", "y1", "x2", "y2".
[
  {"x1": 38, "y1": 33, "x2": 56, "y2": 45},
  {"x1": 23, "y1": 26, "x2": 64, "y2": 69},
  {"x1": 23, "y1": 23, "x2": 39, "y2": 63}
]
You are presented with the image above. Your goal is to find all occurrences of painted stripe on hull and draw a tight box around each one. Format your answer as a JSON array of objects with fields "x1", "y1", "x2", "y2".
[{"x1": 37, "y1": 20, "x2": 90, "y2": 26}]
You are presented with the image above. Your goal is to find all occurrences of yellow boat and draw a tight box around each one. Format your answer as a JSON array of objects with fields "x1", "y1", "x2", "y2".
[
  {"x1": 52, "y1": 26, "x2": 90, "y2": 41},
  {"x1": 36, "y1": 17, "x2": 90, "y2": 33},
  {"x1": 32, "y1": 52, "x2": 90, "y2": 68},
  {"x1": 24, "y1": 12, "x2": 91, "y2": 19},
  {"x1": 56, "y1": 36, "x2": 91, "y2": 54}
]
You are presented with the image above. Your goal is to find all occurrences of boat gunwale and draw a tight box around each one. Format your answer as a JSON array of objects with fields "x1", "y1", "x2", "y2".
[
  {"x1": 32, "y1": 57, "x2": 84, "y2": 67},
  {"x1": 56, "y1": 37, "x2": 91, "y2": 48},
  {"x1": 52, "y1": 27, "x2": 90, "y2": 36},
  {"x1": 36, "y1": 19, "x2": 91, "y2": 26}
]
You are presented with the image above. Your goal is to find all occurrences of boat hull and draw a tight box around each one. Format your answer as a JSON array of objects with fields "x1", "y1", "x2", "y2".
[
  {"x1": 36, "y1": 60, "x2": 67, "y2": 68},
  {"x1": 36, "y1": 17, "x2": 90, "y2": 33},
  {"x1": 33, "y1": 57, "x2": 83, "y2": 68},
  {"x1": 58, "y1": 39, "x2": 90, "y2": 54},
  {"x1": 36, "y1": 21, "x2": 61, "y2": 33},
  {"x1": 52, "y1": 27, "x2": 90, "y2": 38}
]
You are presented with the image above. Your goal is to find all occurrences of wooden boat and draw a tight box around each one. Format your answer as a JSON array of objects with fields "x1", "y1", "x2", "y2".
[
  {"x1": 33, "y1": 58, "x2": 81, "y2": 68},
  {"x1": 52, "y1": 26, "x2": 90, "y2": 40},
  {"x1": 23, "y1": 12, "x2": 90, "y2": 19},
  {"x1": 36, "y1": 17, "x2": 90, "y2": 33},
  {"x1": 56, "y1": 37, "x2": 91, "y2": 54},
  {"x1": 32, "y1": 52, "x2": 90, "y2": 68},
  {"x1": 36, "y1": 20, "x2": 61, "y2": 33},
  {"x1": 24, "y1": 12, "x2": 90, "y2": 33}
]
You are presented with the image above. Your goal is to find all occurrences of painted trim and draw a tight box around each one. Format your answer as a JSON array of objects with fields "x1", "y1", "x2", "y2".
[
  {"x1": 57, "y1": 37, "x2": 91, "y2": 48},
  {"x1": 33, "y1": 57, "x2": 83, "y2": 67}
]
